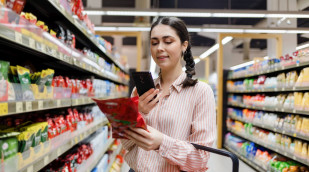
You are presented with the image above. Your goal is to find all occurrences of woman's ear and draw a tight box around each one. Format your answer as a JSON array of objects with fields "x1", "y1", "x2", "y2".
[{"x1": 182, "y1": 41, "x2": 188, "y2": 52}]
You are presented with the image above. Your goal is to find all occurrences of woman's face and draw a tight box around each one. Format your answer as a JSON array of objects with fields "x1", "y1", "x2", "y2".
[{"x1": 150, "y1": 24, "x2": 187, "y2": 71}]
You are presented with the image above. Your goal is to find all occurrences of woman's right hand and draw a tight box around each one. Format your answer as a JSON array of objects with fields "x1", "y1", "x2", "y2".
[{"x1": 136, "y1": 88, "x2": 160, "y2": 114}]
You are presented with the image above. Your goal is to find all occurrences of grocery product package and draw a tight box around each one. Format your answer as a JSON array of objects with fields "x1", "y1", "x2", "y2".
[
  {"x1": 0, "y1": 60, "x2": 9, "y2": 101},
  {"x1": 92, "y1": 96, "x2": 147, "y2": 139}
]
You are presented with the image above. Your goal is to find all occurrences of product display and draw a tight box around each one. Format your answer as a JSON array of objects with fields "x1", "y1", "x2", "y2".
[{"x1": 0, "y1": 0, "x2": 129, "y2": 171}]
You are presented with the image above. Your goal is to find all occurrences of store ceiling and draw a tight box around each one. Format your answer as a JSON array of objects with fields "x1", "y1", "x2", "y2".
[{"x1": 86, "y1": 0, "x2": 309, "y2": 49}]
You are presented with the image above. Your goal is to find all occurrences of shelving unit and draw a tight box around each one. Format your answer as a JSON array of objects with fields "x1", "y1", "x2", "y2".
[
  {"x1": 27, "y1": 0, "x2": 128, "y2": 74},
  {"x1": 224, "y1": 145, "x2": 266, "y2": 172},
  {"x1": 228, "y1": 86, "x2": 309, "y2": 93},
  {"x1": 0, "y1": 95, "x2": 125, "y2": 117},
  {"x1": 227, "y1": 127, "x2": 309, "y2": 166},
  {"x1": 106, "y1": 145, "x2": 123, "y2": 172},
  {"x1": 227, "y1": 115, "x2": 309, "y2": 142},
  {"x1": 77, "y1": 138, "x2": 115, "y2": 172},
  {"x1": 15, "y1": 118, "x2": 109, "y2": 172},
  {"x1": 0, "y1": 1, "x2": 129, "y2": 171}
]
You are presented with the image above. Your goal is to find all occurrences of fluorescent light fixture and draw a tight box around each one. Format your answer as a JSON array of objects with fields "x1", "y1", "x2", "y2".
[
  {"x1": 286, "y1": 30, "x2": 309, "y2": 34},
  {"x1": 194, "y1": 58, "x2": 201, "y2": 63},
  {"x1": 200, "y1": 44, "x2": 219, "y2": 59},
  {"x1": 222, "y1": 36, "x2": 233, "y2": 45},
  {"x1": 230, "y1": 61, "x2": 255, "y2": 70},
  {"x1": 202, "y1": 28, "x2": 244, "y2": 33},
  {"x1": 118, "y1": 27, "x2": 150, "y2": 31},
  {"x1": 244, "y1": 29, "x2": 287, "y2": 33},
  {"x1": 94, "y1": 27, "x2": 117, "y2": 31},
  {"x1": 296, "y1": 43, "x2": 309, "y2": 50},
  {"x1": 212, "y1": 13, "x2": 265, "y2": 18},
  {"x1": 159, "y1": 12, "x2": 211, "y2": 17},
  {"x1": 187, "y1": 28, "x2": 203, "y2": 32},
  {"x1": 106, "y1": 11, "x2": 158, "y2": 16},
  {"x1": 84, "y1": 11, "x2": 105, "y2": 15},
  {"x1": 264, "y1": 56, "x2": 269, "y2": 60},
  {"x1": 266, "y1": 14, "x2": 309, "y2": 18}
]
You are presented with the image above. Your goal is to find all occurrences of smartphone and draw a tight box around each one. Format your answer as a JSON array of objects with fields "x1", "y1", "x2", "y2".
[{"x1": 131, "y1": 72, "x2": 157, "y2": 98}]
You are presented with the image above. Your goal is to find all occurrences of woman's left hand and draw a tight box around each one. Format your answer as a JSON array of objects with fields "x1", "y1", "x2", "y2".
[{"x1": 125, "y1": 126, "x2": 163, "y2": 151}]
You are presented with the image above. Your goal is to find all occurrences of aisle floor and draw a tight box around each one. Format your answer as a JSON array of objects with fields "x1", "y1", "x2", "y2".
[{"x1": 121, "y1": 149, "x2": 257, "y2": 172}]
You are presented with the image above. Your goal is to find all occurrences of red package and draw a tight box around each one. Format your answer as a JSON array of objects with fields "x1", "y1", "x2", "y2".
[
  {"x1": 92, "y1": 96, "x2": 147, "y2": 139},
  {"x1": 6, "y1": 0, "x2": 26, "y2": 14}
]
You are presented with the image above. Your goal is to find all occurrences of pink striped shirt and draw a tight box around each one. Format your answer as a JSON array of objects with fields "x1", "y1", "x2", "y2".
[{"x1": 121, "y1": 72, "x2": 216, "y2": 172}]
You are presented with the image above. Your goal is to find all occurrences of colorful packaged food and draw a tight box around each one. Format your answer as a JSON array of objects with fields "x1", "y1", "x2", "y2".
[
  {"x1": 0, "y1": 60, "x2": 9, "y2": 101},
  {"x1": 93, "y1": 96, "x2": 147, "y2": 139},
  {"x1": 0, "y1": 132, "x2": 19, "y2": 160}
]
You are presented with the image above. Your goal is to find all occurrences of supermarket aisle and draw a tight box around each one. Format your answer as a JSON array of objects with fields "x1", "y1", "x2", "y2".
[{"x1": 207, "y1": 149, "x2": 256, "y2": 172}]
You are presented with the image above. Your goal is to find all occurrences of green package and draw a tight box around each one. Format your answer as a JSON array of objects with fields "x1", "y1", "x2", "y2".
[
  {"x1": 0, "y1": 60, "x2": 9, "y2": 80},
  {"x1": 17, "y1": 66, "x2": 34, "y2": 100},
  {"x1": 0, "y1": 132, "x2": 19, "y2": 160}
]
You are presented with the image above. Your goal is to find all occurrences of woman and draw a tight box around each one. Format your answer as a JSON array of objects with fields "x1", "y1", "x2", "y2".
[{"x1": 122, "y1": 17, "x2": 216, "y2": 172}]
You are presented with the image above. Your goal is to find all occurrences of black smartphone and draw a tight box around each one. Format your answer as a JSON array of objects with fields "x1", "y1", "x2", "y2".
[{"x1": 131, "y1": 72, "x2": 157, "y2": 98}]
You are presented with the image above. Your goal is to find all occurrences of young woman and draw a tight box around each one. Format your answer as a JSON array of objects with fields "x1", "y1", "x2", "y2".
[{"x1": 122, "y1": 17, "x2": 216, "y2": 172}]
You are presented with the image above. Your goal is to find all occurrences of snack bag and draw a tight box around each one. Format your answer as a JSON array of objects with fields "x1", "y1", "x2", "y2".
[
  {"x1": 17, "y1": 65, "x2": 34, "y2": 100},
  {"x1": 93, "y1": 96, "x2": 147, "y2": 139}
]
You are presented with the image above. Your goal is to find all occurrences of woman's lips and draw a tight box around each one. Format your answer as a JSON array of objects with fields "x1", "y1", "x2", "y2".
[{"x1": 157, "y1": 56, "x2": 168, "y2": 60}]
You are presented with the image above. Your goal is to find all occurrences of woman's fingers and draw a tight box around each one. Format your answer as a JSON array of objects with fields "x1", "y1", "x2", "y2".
[
  {"x1": 143, "y1": 89, "x2": 159, "y2": 103},
  {"x1": 139, "y1": 89, "x2": 155, "y2": 101}
]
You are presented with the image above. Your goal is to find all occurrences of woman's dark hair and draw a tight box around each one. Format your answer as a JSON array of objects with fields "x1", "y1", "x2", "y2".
[{"x1": 150, "y1": 17, "x2": 198, "y2": 88}]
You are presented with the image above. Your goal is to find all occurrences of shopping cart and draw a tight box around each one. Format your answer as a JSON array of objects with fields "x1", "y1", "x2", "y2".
[{"x1": 191, "y1": 143, "x2": 239, "y2": 172}]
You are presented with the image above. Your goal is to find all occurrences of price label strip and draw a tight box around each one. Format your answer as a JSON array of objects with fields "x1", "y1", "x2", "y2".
[
  {"x1": 38, "y1": 100, "x2": 44, "y2": 109},
  {"x1": 16, "y1": 102, "x2": 23, "y2": 113},
  {"x1": 0, "y1": 103, "x2": 8, "y2": 116},
  {"x1": 29, "y1": 38, "x2": 35, "y2": 49},
  {"x1": 15, "y1": 31, "x2": 22, "y2": 44},
  {"x1": 25, "y1": 101, "x2": 32, "y2": 111}
]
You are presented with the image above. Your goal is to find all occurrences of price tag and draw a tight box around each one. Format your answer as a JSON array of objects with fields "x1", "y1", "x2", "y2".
[
  {"x1": 41, "y1": 44, "x2": 46, "y2": 53},
  {"x1": 293, "y1": 156, "x2": 296, "y2": 160},
  {"x1": 44, "y1": 156, "x2": 49, "y2": 165},
  {"x1": 75, "y1": 137, "x2": 78, "y2": 144},
  {"x1": 26, "y1": 101, "x2": 32, "y2": 111},
  {"x1": 52, "y1": 49, "x2": 57, "y2": 57},
  {"x1": 57, "y1": 100, "x2": 61, "y2": 107},
  {"x1": 38, "y1": 100, "x2": 43, "y2": 109},
  {"x1": 59, "y1": 53, "x2": 64, "y2": 60},
  {"x1": 29, "y1": 38, "x2": 35, "y2": 49},
  {"x1": 15, "y1": 31, "x2": 22, "y2": 43},
  {"x1": 16, "y1": 102, "x2": 23, "y2": 113},
  {"x1": 0, "y1": 103, "x2": 8, "y2": 116}
]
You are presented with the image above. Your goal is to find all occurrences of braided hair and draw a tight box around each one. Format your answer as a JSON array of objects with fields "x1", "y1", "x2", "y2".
[{"x1": 150, "y1": 17, "x2": 198, "y2": 88}]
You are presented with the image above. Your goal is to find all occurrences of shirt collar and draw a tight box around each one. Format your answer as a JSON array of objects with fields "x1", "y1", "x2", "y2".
[{"x1": 154, "y1": 72, "x2": 186, "y2": 93}]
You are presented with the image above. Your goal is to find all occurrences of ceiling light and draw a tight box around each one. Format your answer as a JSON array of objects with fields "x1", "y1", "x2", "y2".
[
  {"x1": 244, "y1": 29, "x2": 287, "y2": 33},
  {"x1": 202, "y1": 28, "x2": 245, "y2": 33},
  {"x1": 222, "y1": 36, "x2": 233, "y2": 45},
  {"x1": 266, "y1": 14, "x2": 309, "y2": 18},
  {"x1": 286, "y1": 30, "x2": 309, "y2": 34},
  {"x1": 230, "y1": 61, "x2": 255, "y2": 70},
  {"x1": 159, "y1": 12, "x2": 211, "y2": 17},
  {"x1": 94, "y1": 27, "x2": 117, "y2": 31},
  {"x1": 194, "y1": 58, "x2": 201, "y2": 63},
  {"x1": 264, "y1": 56, "x2": 269, "y2": 60},
  {"x1": 83, "y1": 11, "x2": 105, "y2": 15},
  {"x1": 187, "y1": 28, "x2": 203, "y2": 32},
  {"x1": 200, "y1": 44, "x2": 219, "y2": 59},
  {"x1": 106, "y1": 11, "x2": 158, "y2": 16},
  {"x1": 212, "y1": 13, "x2": 265, "y2": 18},
  {"x1": 296, "y1": 43, "x2": 309, "y2": 50}
]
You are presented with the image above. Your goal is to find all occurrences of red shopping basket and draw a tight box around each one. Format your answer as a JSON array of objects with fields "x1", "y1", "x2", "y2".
[{"x1": 190, "y1": 143, "x2": 239, "y2": 172}]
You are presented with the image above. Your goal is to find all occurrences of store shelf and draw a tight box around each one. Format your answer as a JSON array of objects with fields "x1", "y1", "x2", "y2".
[
  {"x1": 227, "y1": 86, "x2": 309, "y2": 93},
  {"x1": 227, "y1": 128, "x2": 309, "y2": 167},
  {"x1": 224, "y1": 145, "x2": 266, "y2": 172},
  {"x1": 0, "y1": 7, "x2": 128, "y2": 85},
  {"x1": 228, "y1": 103, "x2": 309, "y2": 116},
  {"x1": 228, "y1": 115, "x2": 309, "y2": 142},
  {"x1": 77, "y1": 138, "x2": 115, "y2": 172},
  {"x1": 18, "y1": 118, "x2": 109, "y2": 172},
  {"x1": 106, "y1": 145, "x2": 123, "y2": 172},
  {"x1": 0, "y1": 95, "x2": 126, "y2": 117},
  {"x1": 228, "y1": 61, "x2": 309, "y2": 80},
  {"x1": 27, "y1": 0, "x2": 128, "y2": 74}
]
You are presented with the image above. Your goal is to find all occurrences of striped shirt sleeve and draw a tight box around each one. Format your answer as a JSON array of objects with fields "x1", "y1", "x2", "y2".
[{"x1": 157, "y1": 85, "x2": 216, "y2": 171}]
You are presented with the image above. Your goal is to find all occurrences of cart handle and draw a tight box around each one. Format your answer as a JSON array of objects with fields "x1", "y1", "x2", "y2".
[{"x1": 191, "y1": 143, "x2": 239, "y2": 172}]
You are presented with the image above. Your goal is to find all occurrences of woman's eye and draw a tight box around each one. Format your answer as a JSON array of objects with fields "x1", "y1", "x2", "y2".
[
  {"x1": 151, "y1": 42, "x2": 158, "y2": 45},
  {"x1": 165, "y1": 42, "x2": 172, "y2": 44}
]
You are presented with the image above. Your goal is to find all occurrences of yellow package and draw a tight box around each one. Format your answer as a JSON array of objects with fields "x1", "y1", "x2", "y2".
[
  {"x1": 302, "y1": 143, "x2": 308, "y2": 159},
  {"x1": 302, "y1": 92, "x2": 309, "y2": 111},
  {"x1": 303, "y1": 67, "x2": 309, "y2": 86},
  {"x1": 294, "y1": 92, "x2": 303, "y2": 110},
  {"x1": 296, "y1": 117, "x2": 303, "y2": 133}
]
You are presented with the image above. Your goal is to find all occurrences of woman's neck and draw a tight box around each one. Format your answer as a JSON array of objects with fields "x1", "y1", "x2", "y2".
[{"x1": 160, "y1": 65, "x2": 183, "y2": 86}]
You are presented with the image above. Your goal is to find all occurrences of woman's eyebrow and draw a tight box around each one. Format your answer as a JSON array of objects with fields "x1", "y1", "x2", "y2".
[{"x1": 151, "y1": 35, "x2": 175, "y2": 40}]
